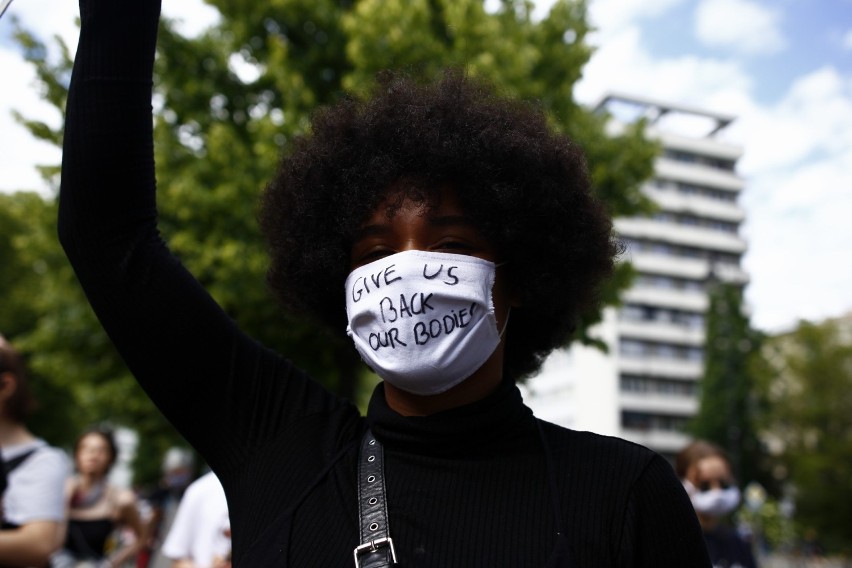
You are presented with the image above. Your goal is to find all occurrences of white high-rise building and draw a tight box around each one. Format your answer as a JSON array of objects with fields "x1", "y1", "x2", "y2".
[{"x1": 522, "y1": 93, "x2": 748, "y2": 460}]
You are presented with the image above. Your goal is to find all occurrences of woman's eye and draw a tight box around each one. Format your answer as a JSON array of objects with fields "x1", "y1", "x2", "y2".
[
  {"x1": 435, "y1": 241, "x2": 472, "y2": 252},
  {"x1": 360, "y1": 248, "x2": 394, "y2": 262}
]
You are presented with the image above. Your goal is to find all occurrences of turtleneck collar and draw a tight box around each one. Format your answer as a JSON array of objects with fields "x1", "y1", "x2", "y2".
[{"x1": 366, "y1": 378, "x2": 537, "y2": 458}]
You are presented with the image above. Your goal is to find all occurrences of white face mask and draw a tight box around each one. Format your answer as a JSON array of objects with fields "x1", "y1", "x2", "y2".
[
  {"x1": 345, "y1": 250, "x2": 502, "y2": 396},
  {"x1": 684, "y1": 480, "x2": 741, "y2": 517}
]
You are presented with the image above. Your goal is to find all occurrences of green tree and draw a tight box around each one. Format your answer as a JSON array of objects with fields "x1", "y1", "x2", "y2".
[
  {"x1": 0, "y1": 189, "x2": 186, "y2": 483},
  {"x1": 754, "y1": 318, "x2": 852, "y2": 552},
  {"x1": 7, "y1": 0, "x2": 658, "y2": 481},
  {"x1": 689, "y1": 280, "x2": 771, "y2": 490},
  {"x1": 2, "y1": 27, "x2": 189, "y2": 483}
]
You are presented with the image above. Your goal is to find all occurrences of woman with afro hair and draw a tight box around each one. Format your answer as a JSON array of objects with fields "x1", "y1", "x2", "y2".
[{"x1": 59, "y1": 1, "x2": 710, "y2": 566}]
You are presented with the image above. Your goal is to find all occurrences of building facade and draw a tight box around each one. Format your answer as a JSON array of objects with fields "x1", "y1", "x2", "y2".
[{"x1": 522, "y1": 93, "x2": 749, "y2": 460}]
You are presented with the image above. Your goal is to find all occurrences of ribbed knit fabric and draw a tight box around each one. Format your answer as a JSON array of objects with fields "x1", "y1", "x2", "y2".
[{"x1": 59, "y1": 2, "x2": 711, "y2": 566}]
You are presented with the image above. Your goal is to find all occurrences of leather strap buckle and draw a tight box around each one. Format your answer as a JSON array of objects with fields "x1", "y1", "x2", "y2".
[
  {"x1": 355, "y1": 430, "x2": 397, "y2": 567},
  {"x1": 353, "y1": 536, "x2": 398, "y2": 567}
]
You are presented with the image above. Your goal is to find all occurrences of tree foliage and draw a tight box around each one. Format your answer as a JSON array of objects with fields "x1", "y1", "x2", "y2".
[
  {"x1": 753, "y1": 318, "x2": 852, "y2": 552},
  {"x1": 5, "y1": 0, "x2": 657, "y2": 483},
  {"x1": 688, "y1": 280, "x2": 772, "y2": 491}
]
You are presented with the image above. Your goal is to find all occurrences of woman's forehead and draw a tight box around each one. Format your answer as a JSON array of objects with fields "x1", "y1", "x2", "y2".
[
  {"x1": 371, "y1": 184, "x2": 461, "y2": 218},
  {"x1": 695, "y1": 455, "x2": 730, "y2": 478}
]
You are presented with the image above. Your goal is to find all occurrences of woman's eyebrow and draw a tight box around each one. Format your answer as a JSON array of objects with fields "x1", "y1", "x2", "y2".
[
  {"x1": 353, "y1": 215, "x2": 475, "y2": 242},
  {"x1": 352, "y1": 223, "x2": 391, "y2": 243},
  {"x1": 429, "y1": 214, "x2": 475, "y2": 228}
]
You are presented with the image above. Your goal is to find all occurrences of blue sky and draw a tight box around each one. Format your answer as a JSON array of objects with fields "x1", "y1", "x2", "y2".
[
  {"x1": 563, "y1": 0, "x2": 852, "y2": 334},
  {"x1": 1, "y1": 0, "x2": 850, "y2": 333},
  {"x1": 635, "y1": 0, "x2": 852, "y2": 105}
]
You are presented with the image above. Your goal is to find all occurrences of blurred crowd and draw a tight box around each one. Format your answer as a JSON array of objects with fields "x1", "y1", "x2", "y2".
[
  {"x1": 0, "y1": 335, "x2": 838, "y2": 568},
  {"x1": 0, "y1": 336, "x2": 230, "y2": 568}
]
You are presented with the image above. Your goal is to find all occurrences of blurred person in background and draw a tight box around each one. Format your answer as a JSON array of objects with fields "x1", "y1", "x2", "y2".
[
  {"x1": 139, "y1": 449, "x2": 193, "y2": 568},
  {"x1": 0, "y1": 335, "x2": 70, "y2": 568},
  {"x1": 677, "y1": 439, "x2": 758, "y2": 568},
  {"x1": 52, "y1": 428, "x2": 146, "y2": 568},
  {"x1": 160, "y1": 471, "x2": 229, "y2": 568}
]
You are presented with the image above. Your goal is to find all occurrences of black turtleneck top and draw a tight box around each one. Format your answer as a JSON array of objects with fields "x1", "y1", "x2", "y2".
[{"x1": 59, "y1": 1, "x2": 711, "y2": 566}]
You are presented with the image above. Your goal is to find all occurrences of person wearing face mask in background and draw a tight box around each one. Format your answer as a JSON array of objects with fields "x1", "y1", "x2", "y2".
[
  {"x1": 676, "y1": 440, "x2": 758, "y2": 568},
  {"x1": 58, "y1": 1, "x2": 713, "y2": 565}
]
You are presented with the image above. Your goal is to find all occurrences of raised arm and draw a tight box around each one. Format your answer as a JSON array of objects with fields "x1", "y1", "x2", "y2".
[{"x1": 59, "y1": 0, "x2": 349, "y2": 475}]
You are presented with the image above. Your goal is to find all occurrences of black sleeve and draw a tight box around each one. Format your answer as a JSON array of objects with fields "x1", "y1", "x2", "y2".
[
  {"x1": 617, "y1": 454, "x2": 712, "y2": 567},
  {"x1": 58, "y1": 0, "x2": 353, "y2": 479}
]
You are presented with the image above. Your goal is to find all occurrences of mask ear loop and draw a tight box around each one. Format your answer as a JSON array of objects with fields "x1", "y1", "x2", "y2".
[
  {"x1": 499, "y1": 307, "x2": 511, "y2": 339},
  {"x1": 494, "y1": 260, "x2": 511, "y2": 340}
]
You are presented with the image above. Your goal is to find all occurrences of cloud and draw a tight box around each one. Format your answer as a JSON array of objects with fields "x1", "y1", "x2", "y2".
[
  {"x1": 732, "y1": 67, "x2": 852, "y2": 174},
  {"x1": 575, "y1": 25, "x2": 751, "y2": 107},
  {"x1": 576, "y1": 4, "x2": 852, "y2": 331},
  {"x1": 1, "y1": 0, "x2": 79, "y2": 51},
  {"x1": 2, "y1": 0, "x2": 849, "y2": 333},
  {"x1": 0, "y1": 45, "x2": 62, "y2": 194},
  {"x1": 694, "y1": 0, "x2": 786, "y2": 55},
  {"x1": 589, "y1": 0, "x2": 686, "y2": 32},
  {"x1": 2, "y1": 0, "x2": 218, "y2": 48},
  {"x1": 0, "y1": 0, "x2": 219, "y2": 195},
  {"x1": 742, "y1": 148, "x2": 852, "y2": 331},
  {"x1": 735, "y1": 66, "x2": 852, "y2": 330},
  {"x1": 0, "y1": 1, "x2": 79, "y2": 195},
  {"x1": 161, "y1": 1, "x2": 221, "y2": 37},
  {"x1": 843, "y1": 29, "x2": 852, "y2": 50}
]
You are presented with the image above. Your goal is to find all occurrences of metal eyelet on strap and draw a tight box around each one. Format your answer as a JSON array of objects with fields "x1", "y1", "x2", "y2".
[{"x1": 355, "y1": 430, "x2": 396, "y2": 567}]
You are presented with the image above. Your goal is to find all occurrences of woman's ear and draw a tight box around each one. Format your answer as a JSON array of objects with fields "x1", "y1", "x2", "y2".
[{"x1": 0, "y1": 371, "x2": 18, "y2": 403}]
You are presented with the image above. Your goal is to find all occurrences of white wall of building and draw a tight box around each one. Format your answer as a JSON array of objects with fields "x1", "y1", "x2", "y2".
[{"x1": 523, "y1": 94, "x2": 748, "y2": 457}]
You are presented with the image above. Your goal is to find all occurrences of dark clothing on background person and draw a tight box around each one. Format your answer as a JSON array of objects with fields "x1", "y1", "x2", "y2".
[
  {"x1": 143, "y1": 482, "x2": 190, "y2": 568},
  {"x1": 59, "y1": 1, "x2": 711, "y2": 566},
  {"x1": 704, "y1": 526, "x2": 757, "y2": 568},
  {"x1": 64, "y1": 518, "x2": 114, "y2": 561}
]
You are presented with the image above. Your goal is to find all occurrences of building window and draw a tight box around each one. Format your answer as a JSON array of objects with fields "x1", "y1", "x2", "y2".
[
  {"x1": 618, "y1": 339, "x2": 705, "y2": 363},
  {"x1": 619, "y1": 303, "x2": 705, "y2": 329},
  {"x1": 620, "y1": 339, "x2": 646, "y2": 357},
  {"x1": 620, "y1": 374, "x2": 698, "y2": 397},
  {"x1": 651, "y1": 178, "x2": 739, "y2": 203},
  {"x1": 670, "y1": 181, "x2": 738, "y2": 203},
  {"x1": 662, "y1": 150, "x2": 736, "y2": 172},
  {"x1": 650, "y1": 211, "x2": 739, "y2": 234},
  {"x1": 622, "y1": 411, "x2": 653, "y2": 431},
  {"x1": 623, "y1": 238, "x2": 742, "y2": 266},
  {"x1": 633, "y1": 275, "x2": 707, "y2": 294},
  {"x1": 621, "y1": 410, "x2": 690, "y2": 432}
]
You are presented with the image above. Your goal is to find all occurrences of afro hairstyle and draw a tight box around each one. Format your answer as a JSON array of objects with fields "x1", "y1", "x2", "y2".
[{"x1": 259, "y1": 69, "x2": 618, "y2": 382}]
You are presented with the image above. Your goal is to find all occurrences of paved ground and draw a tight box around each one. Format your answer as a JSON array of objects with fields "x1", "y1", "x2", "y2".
[{"x1": 761, "y1": 555, "x2": 851, "y2": 568}]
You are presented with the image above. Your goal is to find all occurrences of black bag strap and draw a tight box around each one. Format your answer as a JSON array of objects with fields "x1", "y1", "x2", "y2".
[
  {"x1": 353, "y1": 429, "x2": 397, "y2": 568},
  {"x1": 0, "y1": 448, "x2": 38, "y2": 500},
  {"x1": 2, "y1": 448, "x2": 37, "y2": 476},
  {"x1": 1, "y1": 448, "x2": 38, "y2": 530}
]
